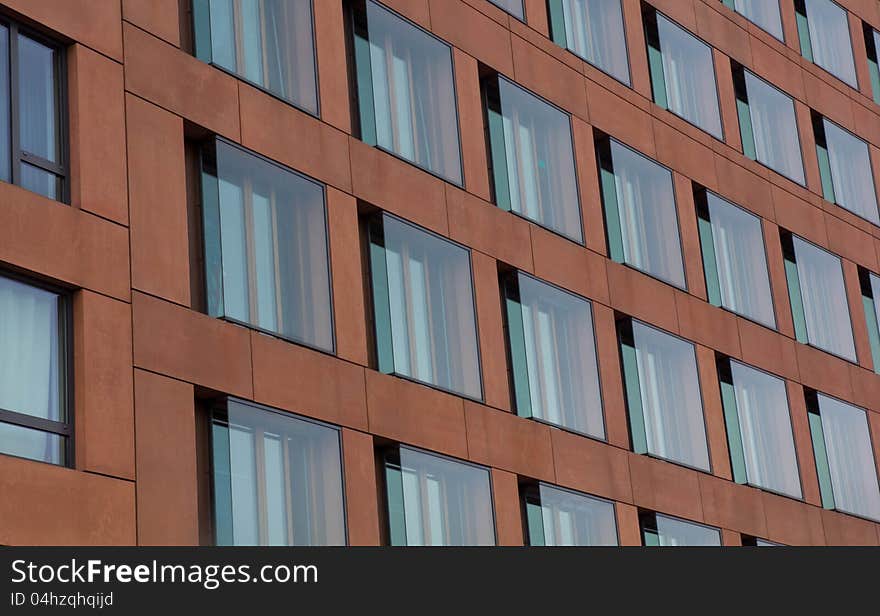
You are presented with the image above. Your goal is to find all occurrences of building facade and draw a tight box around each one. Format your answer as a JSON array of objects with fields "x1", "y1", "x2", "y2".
[{"x1": 2, "y1": 0, "x2": 880, "y2": 546}]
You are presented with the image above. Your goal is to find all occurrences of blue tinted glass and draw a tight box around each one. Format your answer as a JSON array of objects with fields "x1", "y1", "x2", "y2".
[
  {"x1": 559, "y1": 0, "x2": 630, "y2": 84},
  {"x1": 18, "y1": 34, "x2": 59, "y2": 163},
  {"x1": 743, "y1": 71, "x2": 805, "y2": 185},
  {"x1": 803, "y1": 0, "x2": 857, "y2": 87},
  {"x1": 822, "y1": 119, "x2": 879, "y2": 224},
  {"x1": 733, "y1": 0, "x2": 784, "y2": 40}
]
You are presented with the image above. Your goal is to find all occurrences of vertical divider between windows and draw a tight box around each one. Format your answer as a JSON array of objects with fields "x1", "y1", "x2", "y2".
[
  {"x1": 717, "y1": 357, "x2": 747, "y2": 485},
  {"x1": 805, "y1": 391, "x2": 836, "y2": 511},
  {"x1": 617, "y1": 318, "x2": 648, "y2": 455}
]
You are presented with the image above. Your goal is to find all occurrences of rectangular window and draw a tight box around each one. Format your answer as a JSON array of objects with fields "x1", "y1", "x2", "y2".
[
  {"x1": 210, "y1": 398, "x2": 346, "y2": 545},
  {"x1": 859, "y1": 268, "x2": 880, "y2": 374},
  {"x1": 619, "y1": 318, "x2": 710, "y2": 472},
  {"x1": 383, "y1": 445, "x2": 495, "y2": 546},
  {"x1": 488, "y1": 0, "x2": 524, "y2": 20},
  {"x1": 0, "y1": 273, "x2": 70, "y2": 466},
  {"x1": 0, "y1": 21, "x2": 66, "y2": 201},
  {"x1": 795, "y1": 0, "x2": 857, "y2": 88},
  {"x1": 807, "y1": 391, "x2": 880, "y2": 522},
  {"x1": 733, "y1": 66, "x2": 805, "y2": 185},
  {"x1": 350, "y1": 0, "x2": 462, "y2": 185},
  {"x1": 696, "y1": 189, "x2": 776, "y2": 328},
  {"x1": 721, "y1": 0, "x2": 784, "y2": 42},
  {"x1": 523, "y1": 482, "x2": 617, "y2": 546},
  {"x1": 865, "y1": 25, "x2": 880, "y2": 105},
  {"x1": 781, "y1": 232, "x2": 857, "y2": 362},
  {"x1": 813, "y1": 114, "x2": 879, "y2": 225},
  {"x1": 192, "y1": 0, "x2": 318, "y2": 115},
  {"x1": 502, "y1": 271, "x2": 604, "y2": 438},
  {"x1": 640, "y1": 511, "x2": 721, "y2": 546},
  {"x1": 200, "y1": 138, "x2": 334, "y2": 352},
  {"x1": 598, "y1": 137, "x2": 686, "y2": 289},
  {"x1": 645, "y1": 9, "x2": 723, "y2": 139},
  {"x1": 484, "y1": 75, "x2": 583, "y2": 242},
  {"x1": 368, "y1": 213, "x2": 482, "y2": 400},
  {"x1": 718, "y1": 358, "x2": 802, "y2": 498},
  {"x1": 547, "y1": 0, "x2": 630, "y2": 85},
  {"x1": 742, "y1": 535, "x2": 782, "y2": 546}
]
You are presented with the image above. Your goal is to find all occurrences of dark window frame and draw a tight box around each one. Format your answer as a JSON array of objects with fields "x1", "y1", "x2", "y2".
[
  {"x1": 639, "y1": 510, "x2": 721, "y2": 546},
  {"x1": 521, "y1": 480, "x2": 619, "y2": 546}
]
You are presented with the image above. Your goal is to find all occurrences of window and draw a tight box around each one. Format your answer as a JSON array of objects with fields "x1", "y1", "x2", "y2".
[
  {"x1": 488, "y1": 0, "x2": 524, "y2": 20},
  {"x1": 0, "y1": 273, "x2": 70, "y2": 466},
  {"x1": 200, "y1": 138, "x2": 333, "y2": 352},
  {"x1": 742, "y1": 535, "x2": 782, "y2": 546},
  {"x1": 192, "y1": 0, "x2": 318, "y2": 115},
  {"x1": 721, "y1": 0, "x2": 784, "y2": 41},
  {"x1": 795, "y1": 0, "x2": 857, "y2": 88},
  {"x1": 619, "y1": 319, "x2": 710, "y2": 471},
  {"x1": 807, "y1": 391, "x2": 880, "y2": 522},
  {"x1": 523, "y1": 483, "x2": 617, "y2": 546},
  {"x1": 865, "y1": 26, "x2": 880, "y2": 105},
  {"x1": 782, "y1": 232, "x2": 856, "y2": 362},
  {"x1": 734, "y1": 66, "x2": 805, "y2": 185},
  {"x1": 813, "y1": 114, "x2": 879, "y2": 225},
  {"x1": 502, "y1": 272, "x2": 604, "y2": 438},
  {"x1": 718, "y1": 358, "x2": 801, "y2": 498},
  {"x1": 696, "y1": 190, "x2": 776, "y2": 328},
  {"x1": 383, "y1": 445, "x2": 495, "y2": 546},
  {"x1": 645, "y1": 10, "x2": 723, "y2": 139},
  {"x1": 350, "y1": 0, "x2": 462, "y2": 185},
  {"x1": 210, "y1": 398, "x2": 346, "y2": 545},
  {"x1": 598, "y1": 137, "x2": 686, "y2": 289},
  {"x1": 547, "y1": 0, "x2": 630, "y2": 85},
  {"x1": 860, "y1": 269, "x2": 880, "y2": 374},
  {"x1": 0, "y1": 21, "x2": 66, "y2": 201},
  {"x1": 368, "y1": 213, "x2": 482, "y2": 399},
  {"x1": 640, "y1": 512, "x2": 721, "y2": 546},
  {"x1": 484, "y1": 75, "x2": 582, "y2": 242}
]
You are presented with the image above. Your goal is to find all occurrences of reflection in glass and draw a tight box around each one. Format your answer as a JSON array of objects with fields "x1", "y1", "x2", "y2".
[
  {"x1": 600, "y1": 139, "x2": 685, "y2": 288},
  {"x1": 504, "y1": 273, "x2": 604, "y2": 438},
  {"x1": 0, "y1": 26, "x2": 9, "y2": 183},
  {"x1": 487, "y1": 77, "x2": 581, "y2": 241},
  {"x1": 19, "y1": 34, "x2": 60, "y2": 164},
  {"x1": 370, "y1": 215, "x2": 481, "y2": 399},
  {"x1": 525, "y1": 484, "x2": 617, "y2": 546},
  {"x1": 622, "y1": 320, "x2": 710, "y2": 471},
  {"x1": 819, "y1": 118, "x2": 879, "y2": 224},
  {"x1": 201, "y1": 139, "x2": 333, "y2": 352},
  {"x1": 488, "y1": 0, "x2": 524, "y2": 19},
  {"x1": 726, "y1": 361, "x2": 801, "y2": 498},
  {"x1": 194, "y1": 0, "x2": 318, "y2": 114},
  {"x1": 211, "y1": 399, "x2": 346, "y2": 546},
  {"x1": 385, "y1": 447, "x2": 495, "y2": 546},
  {"x1": 732, "y1": 0, "x2": 784, "y2": 40},
  {"x1": 548, "y1": 0, "x2": 630, "y2": 84},
  {"x1": 816, "y1": 394, "x2": 880, "y2": 521},
  {"x1": 353, "y1": 0, "x2": 462, "y2": 184},
  {"x1": 649, "y1": 13, "x2": 722, "y2": 138},
  {"x1": 0, "y1": 422, "x2": 64, "y2": 465},
  {"x1": 643, "y1": 512, "x2": 721, "y2": 546},
  {"x1": 801, "y1": 0, "x2": 857, "y2": 87},
  {"x1": 791, "y1": 237, "x2": 856, "y2": 361},
  {"x1": 699, "y1": 192, "x2": 775, "y2": 328}
]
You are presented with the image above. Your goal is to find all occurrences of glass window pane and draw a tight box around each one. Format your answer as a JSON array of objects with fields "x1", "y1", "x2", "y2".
[
  {"x1": 803, "y1": 0, "x2": 857, "y2": 87},
  {"x1": 534, "y1": 484, "x2": 617, "y2": 546},
  {"x1": 203, "y1": 140, "x2": 333, "y2": 352},
  {"x1": 488, "y1": 0, "x2": 524, "y2": 19},
  {"x1": 743, "y1": 70, "x2": 805, "y2": 185},
  {"x1": 378, "y1": 215, "x2": 481, "y2": 399},
  {"x1": 512, "y1": 273, "x2": 604, "y2": 437},
  {"x1": 822, "y1": 119, "x2": 879, "y2": 224},
  {"x1": 655, "y1": 14, "x2": 722, "y2": 138},
  {"x1": 0, "y1": 25, "x2": 10, "y2": 184},
  {"x1": 792, "y1": 237, "x2": 856, "y2": 361},
  {"x1": 607, "y1": 140, "x2": 685, "y2": 288},
  {"x1": 733, "y1": 0, "x2": 784, "y2": 40},
  {"x1": 0, "y1": 275, "x2": 63, "y2": 422},
  {"x1": 0, "y1": 421, "x2": 64, "y2": 465},
  {"x1": 20, "y1": 162, "x2": 60, "y2": 200},
  {"x1": 495, "y1": 77, "x2": 581, "y2": 241},
  {"x1": 393, "y1": 447, "x2": 495, "y2": 546},
  {"x1": 18, "y1": 34, "x2": 60, "y2": 164},
  {"x1": 730, "y1": 361, "x2": 801, "y2": 498},
  {"x1": 360, "y1": 1, "x2": 462, "y2": 184},
  {"x1": 556, "y1": 0, "x2": 630, "y2": 85},
  {"x1": 871, "y1": 273, "x2": 880, "y2": 341},
  {"x1": 705, "y1": 193, "x2": 775, "y2": 327},
  {"x1": 817, "y1": 394, "x2": 880, "y2": 521},
  {"x1": 204, "y1": 0, "x2": 318, "y2": 115},
  {"x1": 654, "y1": 514, "x2": 721, "y2": 546},
  {"x1": 211, "y1": 399, "x2": 346, "y2": 546},
  {"x1": 631, "y1": 321, "x2": 710, "y2": 471}
]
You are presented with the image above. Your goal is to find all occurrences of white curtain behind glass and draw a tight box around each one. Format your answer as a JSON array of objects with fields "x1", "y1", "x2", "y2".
[
  {"x1": 561, "y1": 0, "x2": 630, "y2": 84},
  {"x1": 823, "y1": 119, "x2": 880, "y2": 224},
  {"x1": 745, "y1": 71, "x2": 805, "y2": 184},
  {"x1": 804, "y1": 0, "x2": 857, "y2": 87}
]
